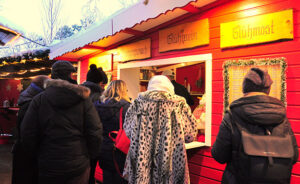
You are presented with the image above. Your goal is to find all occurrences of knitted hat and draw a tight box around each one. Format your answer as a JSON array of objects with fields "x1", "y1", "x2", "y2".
[
  {"x1": 147, "y1": 75, "x2": 174, "y2": 94},
  {"x1": 51, "y1": 60, "x2": 76, "y2": 81},
  {"x1": 242, "y1": 68, "x2": 273, "y2": 94},
  {"x1": 86, "y1": 64, "x2": 103, "y2": 83}
]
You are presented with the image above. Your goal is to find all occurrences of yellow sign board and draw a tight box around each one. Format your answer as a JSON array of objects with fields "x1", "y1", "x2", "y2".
[
  {"x1": 89, "y1": 53, "x2": 112, "y2": 71},
  {"x1": 116, "y1": 38, "x2": 151, "y2": 62},
  {"x1": 159, "y1": 19, "x2": 209, "y2": 52},
  {"x1": 221, "y1": 9, "x2": 294, "y2": 48}
]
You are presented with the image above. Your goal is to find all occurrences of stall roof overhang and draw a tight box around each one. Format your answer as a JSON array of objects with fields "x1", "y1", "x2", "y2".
[
  {"x1": 50, "y1": 0, "x2": 218, "y2": 61},
  {"x1": 0, "y1": 16, "x2": 22, "y2": 46}
]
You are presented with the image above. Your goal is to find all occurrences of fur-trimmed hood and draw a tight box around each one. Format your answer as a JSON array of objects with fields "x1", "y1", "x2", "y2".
[{"x1": 44, "y1": 79, "x2": 90, "y2": 108}]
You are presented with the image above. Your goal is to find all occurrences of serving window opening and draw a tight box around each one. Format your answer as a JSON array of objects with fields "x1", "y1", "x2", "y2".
[{"x1": 118, "y1": 54, "x2": 212, "y2": 149}]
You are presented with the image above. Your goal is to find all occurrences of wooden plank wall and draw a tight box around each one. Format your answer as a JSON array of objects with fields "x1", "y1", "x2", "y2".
[
  {"x1": 178, "y1": 0, "x2": 299, "y2": 183},
  {"x1": 80, "y1": 0, "x2": 300, "y2": 183}
]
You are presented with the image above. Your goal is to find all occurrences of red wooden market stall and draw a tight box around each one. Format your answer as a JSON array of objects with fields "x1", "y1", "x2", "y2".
[
  {"x1": 0, "y1": 17, "x2": 22, "y2": 142},
  {"x1": 0, "y1": 48, "x2": 65, "y2": 142},
  {"x1": 50, "y1": 0, "x2": 300, "y2": 183}
]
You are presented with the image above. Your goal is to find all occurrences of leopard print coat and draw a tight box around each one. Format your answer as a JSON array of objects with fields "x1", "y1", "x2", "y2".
[{"x1": 123, "y1": 91, "x2": 197, "y2": 184}]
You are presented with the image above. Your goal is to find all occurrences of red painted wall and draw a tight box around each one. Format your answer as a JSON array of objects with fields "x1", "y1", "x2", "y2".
[
  {"x1": 0, "y1": 79, "x2": 20, "y2": 134},
  {"x1": 0, "y1": 79, "x2": 21, "y2": 107},
  {"x1": 80, "y1": 0, "x2": 300, "y2": 183}
]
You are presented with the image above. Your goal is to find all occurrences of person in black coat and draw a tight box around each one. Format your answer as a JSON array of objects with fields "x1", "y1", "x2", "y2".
[
  {"x1": 12, "y1": 75, "x2": 49, "y2": 184},
  {"x1": 94, "y1": 80, "x2": 131, "y2": 184},
  {"x1": 211, "y1": 68, "x2": 298, "y2": 184},
  {"x1": 20, "y1": 60, "x2": 103, "y2": 184},
  {"x1": 162, "y1": 69, "x2": 194, "y2": 106},
  {"x1": 81, "y1": 64, "x2": 105, "y2": 184},
  {"x1": 82, "y1": 64, "x2": 104, "y2": 103}
]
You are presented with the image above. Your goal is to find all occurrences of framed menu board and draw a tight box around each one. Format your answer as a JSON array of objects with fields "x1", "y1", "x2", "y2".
[{"x1": 223, "y1": 58, "x2": 287, "y2": 111}]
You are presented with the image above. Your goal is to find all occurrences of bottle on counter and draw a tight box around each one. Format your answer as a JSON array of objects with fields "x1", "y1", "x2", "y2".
[
  {"x1": 187, "y1": 83, "x2": 191, "y2": 93},
  {"x1": 3, "y1": 99, "x2": 10, "y2": 108}
]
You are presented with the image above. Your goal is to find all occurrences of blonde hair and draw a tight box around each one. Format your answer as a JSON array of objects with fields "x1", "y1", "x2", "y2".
[{"x1": 101, "y1": 80, "x2": 130, "y2": 102}]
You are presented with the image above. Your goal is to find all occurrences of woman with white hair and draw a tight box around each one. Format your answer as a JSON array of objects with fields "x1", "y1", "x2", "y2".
[{"x1": 123, "y1": 75, "x2": 197, "y2": 184}]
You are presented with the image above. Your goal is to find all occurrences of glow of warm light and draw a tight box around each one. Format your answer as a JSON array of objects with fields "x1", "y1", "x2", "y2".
[
  {"x1": 17, "y1": 70, "x2": 27, "y2": 74},
  {"x1": 20, "y1": 59, "x2": 26, "y2": 63},
  {"x1": 243, "y1": 9, "x2": 260, "y2": 17},
  {"x1": 30, "y1": 68, "x2": 41, "y2": 72},
  {"x1": 80, "y1": 49, "x2": 93, "y2": 54},
  {"x1": 241, "y1": 3, "x2": 260, "y2": 17},
  {"x1": 0, "y1": 25, "x2": 19, "y2": 35},
  {"x1": 33, "y1": 58, "x2": 42, "y2": 62},
  {"x1": 0, "y1": 72, "x2": 10, "y2": 76}
]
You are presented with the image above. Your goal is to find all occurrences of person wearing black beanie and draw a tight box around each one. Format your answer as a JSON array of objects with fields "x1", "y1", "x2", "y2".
[
  {"x1": 81, "y1": 64, "x2": 104, "y2": 103},
  {"x1": 81, "y1": 64, "x2": 105, "y2": 184}
]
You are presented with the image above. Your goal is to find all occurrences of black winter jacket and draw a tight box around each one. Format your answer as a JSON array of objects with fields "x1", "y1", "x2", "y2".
[
  {"x1": 171, "y1": 80, "x2": 194, "y2": 106},
  {"x1": 81, "y1": 81, "x2": 104, "y2": 102},
  {"x1": 94, "y1": 99, "x2": 130, "y2": 171},
  {"x1": 211, "y1": 95, "x2": 298, "y2": 184},
  {"x1": 12, "y1": 83, "x2": 44, "y2": 184},
  {"x1": 16, "y1": 83, "x2": 44, "y2": 140},
  {"x1": 20, "y1": 79, "x2": 103, "y2": 179}
]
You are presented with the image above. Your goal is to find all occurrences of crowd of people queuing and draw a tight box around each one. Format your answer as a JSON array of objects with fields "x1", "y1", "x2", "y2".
[{"x1": 11, "y1": 60, "x2": 298, "y2": 184}]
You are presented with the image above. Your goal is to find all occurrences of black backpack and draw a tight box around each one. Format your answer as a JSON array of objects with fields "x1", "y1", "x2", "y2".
[{"x1": 229, "y1": 111, "x2": 294, "y2": 183}]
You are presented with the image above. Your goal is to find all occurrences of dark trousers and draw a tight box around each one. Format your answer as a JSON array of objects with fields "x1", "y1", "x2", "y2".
[
  {"x1": 38, "y1": 167, "x2": 90, "y2": 184},
  {"x1": 89, "y1": 159, "x2": 98, "y2": 184},
  {"x1": 103, "y1": 169, "x2": 128, "y2": 184},
  {"x1": 11, "y1": 142, "x2": 38, "y2": 184}
]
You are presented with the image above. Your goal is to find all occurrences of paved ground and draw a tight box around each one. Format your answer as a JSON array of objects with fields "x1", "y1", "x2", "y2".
[
  {"x1": 0, "y1": 143, "x2": 103, "y2": 184},
  {"x1": 0, "y1": 144, "x2": 12, "y2": 184}
]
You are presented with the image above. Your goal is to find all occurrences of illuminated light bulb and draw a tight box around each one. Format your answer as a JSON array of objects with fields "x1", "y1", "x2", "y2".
[{"x1": 17, "y1": 70, "x2": 27, "y2": 75}]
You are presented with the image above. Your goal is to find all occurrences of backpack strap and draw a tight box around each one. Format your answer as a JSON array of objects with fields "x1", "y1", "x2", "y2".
[
  {"x1": 227, "y1": 110, "x2": 245, "y2": 132},
  {"x1": 108, "y1": 106, "x2": 124, "y2": 142}
]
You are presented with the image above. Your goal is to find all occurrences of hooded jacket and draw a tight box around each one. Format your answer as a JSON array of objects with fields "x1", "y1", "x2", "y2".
[
  {"x1": 94, "y1": 98, "x2": 130, "y2": 171},
  {"x1": 123, "y1": 91, "x2": 197, "y2": 184},
  {"x1": 17, "y1": 83, "x2": 44, "y2": 139},
  {"x1": 211, "y1": 95, "x2": 298, "y2": 184},
  {"x1": 20, "y1": 79, "x2": 103, "y2": 178},
  {"x1": 81, "y1": 81, "x2": 104, "y2": 102},
  {"x1": 12, "y1": 83, "x2": 44, "y2": 184}
]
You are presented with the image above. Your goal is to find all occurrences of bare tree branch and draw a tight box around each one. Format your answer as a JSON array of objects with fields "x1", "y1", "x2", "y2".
[
  {"x1": 41, "y1": 0, "x2": 62, "y2": 45},
  {"x1": 81, "y1": 0, "x2": 101, "y2": 29}
]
